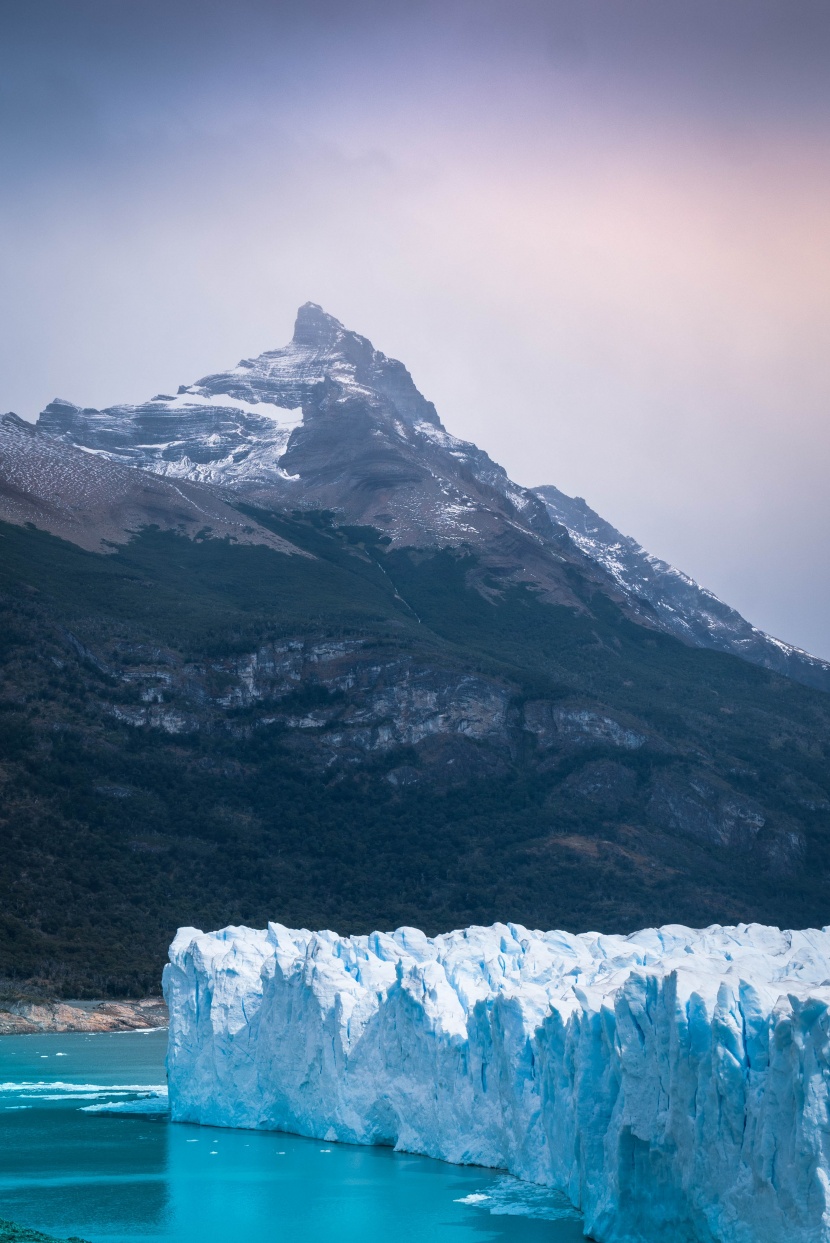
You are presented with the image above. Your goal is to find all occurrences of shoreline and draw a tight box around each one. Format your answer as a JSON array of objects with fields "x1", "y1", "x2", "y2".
[
  {"x1": 0, "y1": 998, "x2": 167, "y2": 1035},
  {"x1": 0, "y1": 1220, "x2": 88, "y2": 1243}
]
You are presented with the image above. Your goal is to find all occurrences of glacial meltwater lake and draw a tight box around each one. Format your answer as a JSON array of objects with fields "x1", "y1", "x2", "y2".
[{"x1": 0, "y1": 1031, "x2": 586, "y2": 1243}]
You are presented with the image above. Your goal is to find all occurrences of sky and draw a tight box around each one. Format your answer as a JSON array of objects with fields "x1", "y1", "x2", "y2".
[{"x1": 2, "y1": 0, "x2": 830, "y2": 657}]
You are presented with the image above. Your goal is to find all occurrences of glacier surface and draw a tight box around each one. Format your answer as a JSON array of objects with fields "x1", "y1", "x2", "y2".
[{"x1": 164, "y1": 920, "x2": 830, "y2": 1243}]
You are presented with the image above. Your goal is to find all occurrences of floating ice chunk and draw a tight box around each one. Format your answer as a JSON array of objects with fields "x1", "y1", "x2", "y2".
[
  {"x1": 0, "y1": 1081, "x2": 166, "y2": 1095},
  {"x1": 82, "y1": 1093, "x2": 168, "y2": 1115}
]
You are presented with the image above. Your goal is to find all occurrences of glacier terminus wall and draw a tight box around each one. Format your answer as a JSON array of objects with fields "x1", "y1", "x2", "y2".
[{"x1": 164, "y1": 921, "x2": 830, "y2": 1243}]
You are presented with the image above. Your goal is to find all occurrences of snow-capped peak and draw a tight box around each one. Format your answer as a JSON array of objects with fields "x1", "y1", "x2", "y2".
[
  {"x1": 32, "y1": 306, "x2": 830, "y2": 693},
  {"x1": 37, "y1": 303, "x2": 443, "y2": 484}
]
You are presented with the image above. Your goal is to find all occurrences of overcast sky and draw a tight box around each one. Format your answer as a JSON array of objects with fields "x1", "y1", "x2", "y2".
[{"x1": 2, "y1": 0, "x2": 830, "y2": 657}]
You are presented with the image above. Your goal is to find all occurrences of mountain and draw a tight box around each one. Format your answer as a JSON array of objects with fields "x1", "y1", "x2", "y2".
[
  {"x1": 1, "y1": 305, "x2": 829, "y2": 997},
  {"x1": 38, "y1": 302, "x2": 830, "y2": 692},
  {"x1": 38, "y1": 303, "x2": 594, "y2": 610}
]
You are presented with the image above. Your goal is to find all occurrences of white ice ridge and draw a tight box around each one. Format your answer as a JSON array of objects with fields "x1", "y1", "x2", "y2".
[{"x1": 164, "y1": 920, "x2": 830, "y2": 1243}]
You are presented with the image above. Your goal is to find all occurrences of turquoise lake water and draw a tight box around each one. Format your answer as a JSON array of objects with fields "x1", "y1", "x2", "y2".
[{"x1": 0, "y1": 1031, "x2": 586, "y2": 1243}]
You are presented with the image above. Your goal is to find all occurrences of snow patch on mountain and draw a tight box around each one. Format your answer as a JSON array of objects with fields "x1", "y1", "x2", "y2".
[
  {"x1": 165, "y1": 918, "x2": 830, "y2": 1243},
  {"x1": 161, "y1": 390, "x2": 303, "y2": 424}
]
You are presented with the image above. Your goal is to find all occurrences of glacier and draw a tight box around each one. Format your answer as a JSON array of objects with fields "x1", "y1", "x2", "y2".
[{"x1": 164, "y1": 920, "x2": 830, "y2": 1243}]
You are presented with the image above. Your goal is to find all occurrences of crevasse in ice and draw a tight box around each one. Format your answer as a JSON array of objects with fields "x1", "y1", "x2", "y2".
[{"x1": 164, "y1": 921, "x2": 830, "y2": 1243}]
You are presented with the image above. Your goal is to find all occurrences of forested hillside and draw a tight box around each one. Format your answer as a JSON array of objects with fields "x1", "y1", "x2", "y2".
[{"x1": 2, "y1": 510, "x2": 829, "y2": 997}]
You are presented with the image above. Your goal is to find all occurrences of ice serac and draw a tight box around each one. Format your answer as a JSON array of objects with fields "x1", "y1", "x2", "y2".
[{"x1": 165, "y1": 920, "x2": 830, "y2": 1243}]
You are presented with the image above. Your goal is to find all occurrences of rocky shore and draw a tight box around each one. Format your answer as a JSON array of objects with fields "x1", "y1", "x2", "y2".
[
  {"x1": 0, "y1": 1220, "x2": 87, "y2": 1243},
  {"x1": 0, "y1": 998, "x2": 167, "y2": 1035}
]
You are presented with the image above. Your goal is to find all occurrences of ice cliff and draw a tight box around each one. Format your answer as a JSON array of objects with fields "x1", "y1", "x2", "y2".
[{"x1": 164, "y1": 921, "x2": 830, "y2": 1243}]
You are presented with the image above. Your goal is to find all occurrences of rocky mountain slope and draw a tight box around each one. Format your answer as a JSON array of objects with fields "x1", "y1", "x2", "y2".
[
  {"x1": 0, "y1": 412, "x2": 303, "y2": 556},
  {"x1": 535, "y1": 483, "x2": 830, "y2": 692},
  {"x1": 38, "y1": 303, "x2": 830, "y2": 692},
  {"x1": 0, "y1": 998, "x2": 166, "y2": 1035}
]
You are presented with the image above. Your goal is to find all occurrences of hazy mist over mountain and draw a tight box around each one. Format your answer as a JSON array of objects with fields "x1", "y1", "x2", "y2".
[{"x1": 2, "y1": 0, "x2": 830, "y2": 656}]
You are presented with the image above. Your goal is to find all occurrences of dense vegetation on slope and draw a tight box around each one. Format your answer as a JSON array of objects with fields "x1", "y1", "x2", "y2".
[{"x1": 1, "y1": 512, "x2": 830, "y2": 997}]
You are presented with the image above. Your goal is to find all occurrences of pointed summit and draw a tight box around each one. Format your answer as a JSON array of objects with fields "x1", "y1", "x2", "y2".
[{"x1": 292, "y1": 302, "x2": 346, "y2": 349}]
